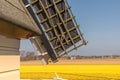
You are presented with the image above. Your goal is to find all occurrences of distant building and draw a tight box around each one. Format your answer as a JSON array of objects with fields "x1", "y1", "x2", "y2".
[{"x1": 70, "y1": 56, "x2": 76, "y2": 60}]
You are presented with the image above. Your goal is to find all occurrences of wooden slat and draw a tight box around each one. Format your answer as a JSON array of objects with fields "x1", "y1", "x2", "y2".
[
  {"x1": 0, "y1": 56, "x2": 20, "y2": 80},
  {"x1": 0, "y1": 35, "x2": 20, "y2": 55},
  {"x1": 0, "y1": 19, "x2": 30, "y2": 39},
  {"x1": 0, "y1": 35, "x2": 20, "y2": 48}
]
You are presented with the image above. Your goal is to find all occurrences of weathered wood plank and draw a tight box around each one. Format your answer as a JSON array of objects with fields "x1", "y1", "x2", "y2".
[
  {"x1": 0, "y1": 35, "x2": 20, "y2": 55},
  {"x1": 0, "y1": 19, "x2": 30, "y2": 39}
]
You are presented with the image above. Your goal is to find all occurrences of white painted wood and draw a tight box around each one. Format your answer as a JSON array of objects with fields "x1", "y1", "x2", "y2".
[
  {"x1": 0, "y1": 56, "x2": 20, "y2": 73},
  {"x1": 0, "y1": 56, "x2": 20, "y2": 80},
  {"x1": 0, "y1": 35, "x2": 20, "y2": 79},
  {"x1": 0, "y1": 70, "x2": 19, "y2": 80}
]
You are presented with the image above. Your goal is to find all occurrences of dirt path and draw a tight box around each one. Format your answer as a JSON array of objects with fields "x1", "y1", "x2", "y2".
[{"x1": 21, "y1": 58, "x2": 120, "y2": 65}]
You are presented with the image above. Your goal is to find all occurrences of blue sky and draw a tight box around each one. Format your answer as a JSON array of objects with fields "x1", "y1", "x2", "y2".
[{"x1": 20, "y1": 0, "x2": 120, "y2": 56}]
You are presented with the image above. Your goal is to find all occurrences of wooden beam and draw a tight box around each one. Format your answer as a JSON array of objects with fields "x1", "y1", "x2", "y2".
[{"x1": 0, "y1": 19, "x2": 32, "y2": 39}]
